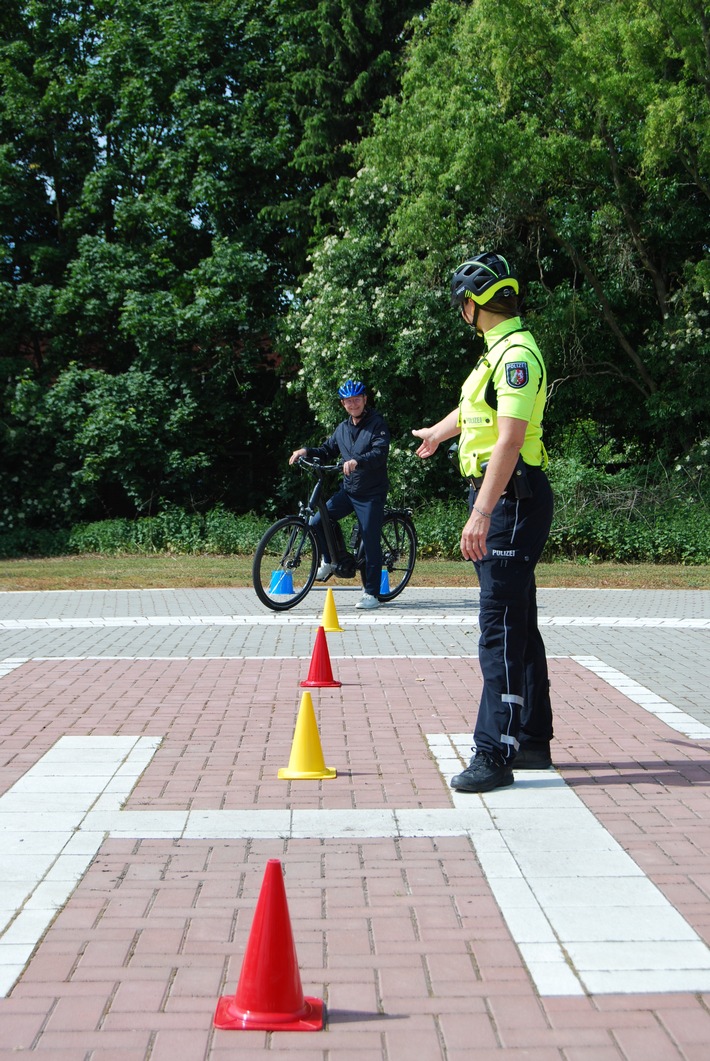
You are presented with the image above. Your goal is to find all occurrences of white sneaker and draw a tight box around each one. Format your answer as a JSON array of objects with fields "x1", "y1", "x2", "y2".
[
  {"x1": 355, "y1": 592, "x2": 380, "y2": 610},
  {"x1": 315, "y1": 561, "x2": 336, "y2": 581}
]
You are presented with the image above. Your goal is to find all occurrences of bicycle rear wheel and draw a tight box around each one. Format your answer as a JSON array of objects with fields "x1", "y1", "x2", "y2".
[
  {"x1": 253, "y1": 517, "x2": 318, "y2": 610},
  {"x1": 371, "y1": 512, "x2": 417, "y2": 602}
]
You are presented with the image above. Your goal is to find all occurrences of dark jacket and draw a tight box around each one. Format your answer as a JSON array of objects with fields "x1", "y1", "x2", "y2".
[{"x1": 306, "y1": 407, "x2": 390, "y2": 498}]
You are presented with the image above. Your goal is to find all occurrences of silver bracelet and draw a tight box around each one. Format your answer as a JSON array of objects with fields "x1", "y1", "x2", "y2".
[{"x1": 473, "y1": 504, "x2": 492, "y2": 519}]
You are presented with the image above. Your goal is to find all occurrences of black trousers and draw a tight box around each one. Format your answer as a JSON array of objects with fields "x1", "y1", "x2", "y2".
[
  {"x1": 470, "y1": 466, "x2": 554, "y2": 765},
  {"x1": 310, "y1": 488, "x2": 386, "y2": 598}
]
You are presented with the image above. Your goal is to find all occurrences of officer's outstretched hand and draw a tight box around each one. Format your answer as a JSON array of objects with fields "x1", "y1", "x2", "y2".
[{"x1": 411, "y1": 428, "x2": 439, "y2": 459}]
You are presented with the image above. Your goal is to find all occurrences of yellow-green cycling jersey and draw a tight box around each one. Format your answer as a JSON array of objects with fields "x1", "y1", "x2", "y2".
[{"x1": 457, "y1": 317, "x2": 548, "y2": 480}]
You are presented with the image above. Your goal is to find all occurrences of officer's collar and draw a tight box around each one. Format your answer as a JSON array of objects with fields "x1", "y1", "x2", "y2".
[{"x1": 484, "y1": 316, "x2": 524, "y2": 351}]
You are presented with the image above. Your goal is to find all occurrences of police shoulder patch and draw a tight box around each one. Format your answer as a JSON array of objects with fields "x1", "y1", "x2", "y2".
[{"x1": 505, "y1": 361, "x2": 529, "y2": 388}]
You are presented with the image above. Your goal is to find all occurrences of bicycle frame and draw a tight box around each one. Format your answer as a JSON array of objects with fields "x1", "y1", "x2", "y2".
[{"x1": 298, "y1": 464, "x2": 353, "y2": 573}]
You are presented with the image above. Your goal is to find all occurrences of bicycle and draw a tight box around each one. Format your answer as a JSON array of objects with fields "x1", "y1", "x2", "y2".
[{"x1": 252, "y1": 457, "x2": 417, "y2": 611}]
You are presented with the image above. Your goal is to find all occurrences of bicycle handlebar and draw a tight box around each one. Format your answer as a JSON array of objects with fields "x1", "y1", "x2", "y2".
[{"x1": 295, "y1": 456, "x2": 343, "y2": 473}]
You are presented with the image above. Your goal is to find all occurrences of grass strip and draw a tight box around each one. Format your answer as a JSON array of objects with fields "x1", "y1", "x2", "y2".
[{"x1": 0, "y1": 554, "x2": 708, "y2": 592}]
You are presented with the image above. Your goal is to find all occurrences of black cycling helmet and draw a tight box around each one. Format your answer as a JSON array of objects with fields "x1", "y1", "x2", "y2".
[
  {"x1": 450, "y1": 252, "x2": 519, "y2": 308},
  {"x1": 338, "y1": 379, "x2": 367, "y2": 399}
]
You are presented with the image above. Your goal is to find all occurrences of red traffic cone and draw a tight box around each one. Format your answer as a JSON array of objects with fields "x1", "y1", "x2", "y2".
[
  {"x1": 214, "y1": 859, "x2": 324, "y2": 1032},
  {"x1": 300, "y1": 626, "x2": 341, "y2": 688}
]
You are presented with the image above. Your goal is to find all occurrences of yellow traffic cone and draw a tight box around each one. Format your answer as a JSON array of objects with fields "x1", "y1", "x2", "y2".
[
  {"x1": 278, "y1": 691, "x2": 336, "y2": 780},
  {"x1": 320, "y1": 587, "x2": 343, "y2": 632}
]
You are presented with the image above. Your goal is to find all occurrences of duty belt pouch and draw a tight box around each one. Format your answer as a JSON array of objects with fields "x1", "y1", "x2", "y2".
[
  {"x1": 476, "y1": 455, "x2": 534, "y2": 499},
  {"x1": 510, "y1": 456, "x2": 533, "y2": 499}
]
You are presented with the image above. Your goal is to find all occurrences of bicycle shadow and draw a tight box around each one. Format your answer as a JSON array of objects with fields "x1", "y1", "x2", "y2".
[
  {"x1": 559, "y1": 748, "x2": 710, "y2": 787},
  {"x1": 381, "y1": 594, "x2": 479, "y2": 614}
]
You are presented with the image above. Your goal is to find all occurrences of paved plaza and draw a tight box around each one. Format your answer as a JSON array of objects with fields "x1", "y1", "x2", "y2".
[{"x1": 1, "y1": 582, "x2": 710, "y2": 1059}]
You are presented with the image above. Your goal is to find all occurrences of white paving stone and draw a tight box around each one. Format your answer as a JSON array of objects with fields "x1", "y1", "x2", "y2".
[
  {"x1": 437, "y1": 737, "x2": 710, "y2": 996},
  {"x1": 573, "y1": 656, "x2": 710, "y2": 739}
]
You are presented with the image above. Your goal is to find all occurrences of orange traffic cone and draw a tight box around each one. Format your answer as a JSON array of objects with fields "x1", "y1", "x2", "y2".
[
  {"x1": 300, "y1": 625, "x2": 341, "y2": 688},
  {"x1": 278, "y1": 691, "x2": 336, "y2": 780},
  {"x1": 214, "y1": 859, "x2": 324, "y2": 1031},
  {"x1": 320, "y1": 587, "x2": 343, "y2": 632}
]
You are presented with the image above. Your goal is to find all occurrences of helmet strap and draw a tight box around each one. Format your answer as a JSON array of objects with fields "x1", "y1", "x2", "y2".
[{"x1": 463, "y1": 300, "x2": 483, "y2": 335}]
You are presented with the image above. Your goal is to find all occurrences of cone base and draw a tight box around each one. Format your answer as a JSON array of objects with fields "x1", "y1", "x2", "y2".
[
  {"x1": 213, "y1": 994, "x2": 325, "y2": 1031},
  {"x1": 322, "y1": 623, "x2": 344, "y2": 633},
  {"x1": 299, "y1": 678, "x2": 341, "y2": 688},
  {"x1": 278, "y1": 766, "x2": 336, "y2": 780}
]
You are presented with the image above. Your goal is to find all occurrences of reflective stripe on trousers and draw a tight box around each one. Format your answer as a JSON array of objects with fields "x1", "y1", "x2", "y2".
[{"x1": 470, "y1": 468, "x2": 554, "y2": 764}]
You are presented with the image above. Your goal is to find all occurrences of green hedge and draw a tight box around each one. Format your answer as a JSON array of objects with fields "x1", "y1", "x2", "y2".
[
  {"x1": 63, "y1": 507, "x2": 269, "y2": 555},
  {"x1": 543, "y1": 456, "x2": 710, "y2": 564},
  {"x1": 2, "y1": 462, "x2": 710, "y2": 563},
  {"x1": 0, "y1": 505, "x2": 270, "y2": 559}
]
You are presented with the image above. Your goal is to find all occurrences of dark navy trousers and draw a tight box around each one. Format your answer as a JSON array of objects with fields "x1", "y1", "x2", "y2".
[
  {"x1": 470, "y1": 466, "x2": 554, "y2": 765},
  {"x1": 310, "y1": 488, "x2": 385, "y2": 598}
]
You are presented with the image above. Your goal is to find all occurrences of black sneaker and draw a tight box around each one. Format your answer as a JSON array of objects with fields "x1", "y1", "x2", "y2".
[
  {"x1": 514, "y1": 745, "x2": 553, "y2": 770},
  {"x1": 450, "y1": 753, "x2": 514, "y2": 793}
]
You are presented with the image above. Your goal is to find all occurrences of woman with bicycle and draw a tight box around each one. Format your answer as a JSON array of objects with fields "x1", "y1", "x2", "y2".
[{"x1": 289, "y1": 380, "x2": 390, "y2": 610}]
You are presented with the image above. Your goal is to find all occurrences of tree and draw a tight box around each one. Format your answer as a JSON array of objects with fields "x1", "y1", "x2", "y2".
[
  {"x1": 287, "y1": 0, "x2": 710, "y2": 498},
  {"x1": 0, "y1": 0, "x2": 424, "y2": 530},
  {"x1": 284, "y1": 0, "x2": 424, "y2": 237}
]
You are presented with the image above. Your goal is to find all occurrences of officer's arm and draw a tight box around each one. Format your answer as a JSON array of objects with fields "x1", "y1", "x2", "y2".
[
  {"x1": 472, "y1": 417, "x2": 527, "y2": 515},
  {"x1": 411, "y1": 408, "x2": 460, "y2": 459},
  {"x1": 460, "y1": 417, "x2": 527, "y2": 562}
]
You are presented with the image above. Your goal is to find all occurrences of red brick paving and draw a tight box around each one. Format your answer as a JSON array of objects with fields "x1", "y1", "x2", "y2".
[{"x1": 1, "y1": 655, "x2": 710, "y2": 1057}]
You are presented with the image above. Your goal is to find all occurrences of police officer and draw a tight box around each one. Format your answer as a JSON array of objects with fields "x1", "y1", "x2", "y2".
[
  {"x1": 290, "y1": 379, "x2": 390, "y2": 611},
  {"x1": 412, "y1": 252, "x2": 554, "y2": 792}
]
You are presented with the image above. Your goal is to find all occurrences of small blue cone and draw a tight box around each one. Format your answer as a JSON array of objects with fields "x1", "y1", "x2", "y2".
[
  {"x1": 269, "y1": 570, "x2": 294, "y2": 594},
  {"x1": 380, "y1": 568, "x2": 390, "y2": 594}
]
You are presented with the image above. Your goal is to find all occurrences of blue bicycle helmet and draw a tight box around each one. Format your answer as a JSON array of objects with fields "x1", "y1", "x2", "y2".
[
  {"x1": 450, "y1": 252, "x2": 519, "y2": 308},
  {"x1": 338, "y1": 379, "x2": 367, "y2": 399}
]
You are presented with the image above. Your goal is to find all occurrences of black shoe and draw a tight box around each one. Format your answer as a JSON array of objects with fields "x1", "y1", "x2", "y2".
[
  {"x1": 514, "y1": 745, "x2": 553, "y2": 770},
  {"x1": 450, "y1": 753, "x2": 514, "y2": 793}
]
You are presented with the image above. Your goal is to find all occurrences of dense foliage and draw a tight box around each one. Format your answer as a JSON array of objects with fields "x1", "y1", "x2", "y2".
[
  {"x1": 1, "y1": 0, "x2": 420, "y2": 528},
  {"x1": 1, "y1": 0, "x2": 708, "y2": 549},
  {"x1": 3, "y1": 457, "x2": 710, "y2": 563},
  {"x1": 288, "y1": 0, "x2": 710, "y2": 493}
]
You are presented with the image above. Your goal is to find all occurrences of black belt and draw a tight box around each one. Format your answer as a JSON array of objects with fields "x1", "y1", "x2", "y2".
[{"x1": 467, "y1": 458, "x2": 538, "y2": 499}]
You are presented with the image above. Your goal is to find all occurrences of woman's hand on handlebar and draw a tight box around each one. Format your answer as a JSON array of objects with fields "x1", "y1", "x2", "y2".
[{"x1": 289, "y1": 452, "x2": 342, "y2": 473}]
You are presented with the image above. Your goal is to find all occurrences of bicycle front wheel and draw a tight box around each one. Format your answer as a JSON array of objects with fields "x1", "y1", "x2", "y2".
[
  {"x1": 374, "y1": 512, "x2": 417, "y2": 602},
  {"x1": 253, "y1": 517, "x2": 318, "y2": 610}
]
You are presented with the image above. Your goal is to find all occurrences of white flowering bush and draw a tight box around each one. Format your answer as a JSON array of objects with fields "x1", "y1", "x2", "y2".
[{"x1": 281, "y1": 167, "x2": 473, "y2": 504}]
